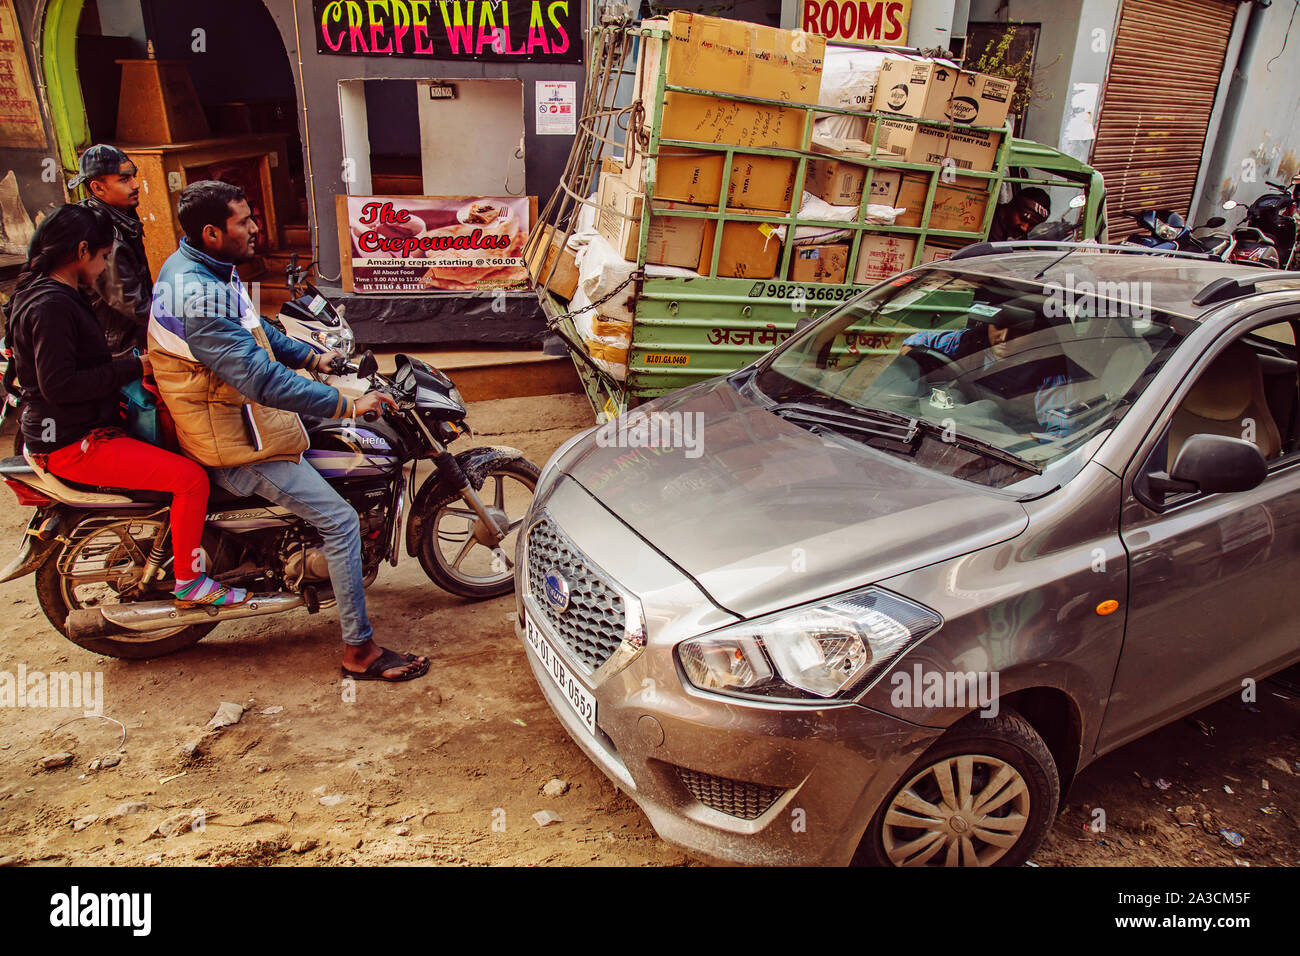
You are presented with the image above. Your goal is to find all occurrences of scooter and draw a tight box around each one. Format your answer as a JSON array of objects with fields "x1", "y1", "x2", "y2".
[
  {"x1": 1202, "y1": 181, "x2": 1299, "y2": 269},
  {"x1": 1122, "y1": 208, "x2": 1198, "y2": 252},
  {"x1": 0, "y1": 270, "x2": 541, "y2": 659}
]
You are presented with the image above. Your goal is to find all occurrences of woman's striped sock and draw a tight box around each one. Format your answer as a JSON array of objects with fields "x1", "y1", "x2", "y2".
[{"x1": 174, "y1": 575, "x2": 248, "y2": 606}]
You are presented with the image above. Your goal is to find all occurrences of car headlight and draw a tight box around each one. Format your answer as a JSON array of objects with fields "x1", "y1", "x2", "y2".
[{"x1": 677, "y1": 588, "x2": 941, "y2": 701}]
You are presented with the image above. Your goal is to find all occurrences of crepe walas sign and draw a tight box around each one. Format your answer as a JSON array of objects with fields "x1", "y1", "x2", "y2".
[
  {"x1": 313, "y1": 0, "x2": 581, "y2": 64},
  {"x1": 338, "y1": 196, "x2": 532, "y2": 293}
]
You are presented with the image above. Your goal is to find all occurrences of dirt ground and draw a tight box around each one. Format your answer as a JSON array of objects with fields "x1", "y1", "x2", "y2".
[{"x1": 0, "y1": 392, "x2": 1297, "y2": 867}]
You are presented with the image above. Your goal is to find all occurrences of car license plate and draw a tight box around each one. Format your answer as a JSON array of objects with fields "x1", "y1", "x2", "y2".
[{"x1": 524, "y1": 609, "x2": 597, "y2": 735}]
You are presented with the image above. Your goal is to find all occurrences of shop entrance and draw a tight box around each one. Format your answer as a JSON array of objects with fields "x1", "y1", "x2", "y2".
[
  {"x1": 339, "y1": 78, "x2": 526, "y2": 199},
  {"x1": 40, "y1": 0, "x2": 309, "y2": 292}
]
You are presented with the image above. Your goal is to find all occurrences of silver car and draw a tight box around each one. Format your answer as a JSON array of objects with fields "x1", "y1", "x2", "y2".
[{"x1": 514, "y1": 246, "x2": 1300, "y2": 866}]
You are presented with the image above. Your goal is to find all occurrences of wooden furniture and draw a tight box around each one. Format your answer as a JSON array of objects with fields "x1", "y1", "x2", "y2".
[
  {"x1": 126, "y1": 135, "x2": 290, "y2": 278},
  {"x1": 115, "y1": 59, "x2": 211, "y2": 144}
]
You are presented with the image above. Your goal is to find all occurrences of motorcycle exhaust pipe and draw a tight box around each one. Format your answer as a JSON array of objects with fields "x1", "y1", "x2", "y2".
[{"x1": 65, "y1": 592, "x2": 307, "y2": 640}]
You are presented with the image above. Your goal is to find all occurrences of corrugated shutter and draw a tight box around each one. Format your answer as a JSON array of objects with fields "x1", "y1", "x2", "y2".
[{"x1": 1090, "y1": 0, "x2": 1239, "y2": 239}]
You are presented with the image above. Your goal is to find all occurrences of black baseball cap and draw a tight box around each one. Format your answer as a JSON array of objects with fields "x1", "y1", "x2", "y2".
[{"x1": 68, "y1": 144, "x2": 136, "y2": 190}]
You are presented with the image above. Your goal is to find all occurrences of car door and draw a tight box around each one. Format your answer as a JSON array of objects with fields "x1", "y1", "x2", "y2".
[{"x1": 1098, "y1": 315, "x2": 1300, "y2": 752}]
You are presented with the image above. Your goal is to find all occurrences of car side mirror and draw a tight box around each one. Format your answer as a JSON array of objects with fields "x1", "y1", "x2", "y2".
[
  {"x1": 1149, "y1": 434, "x2": 1267, "y2": 498},
  {"x1": 356, "y1": 350, "x2": 379, "y2": 378}
]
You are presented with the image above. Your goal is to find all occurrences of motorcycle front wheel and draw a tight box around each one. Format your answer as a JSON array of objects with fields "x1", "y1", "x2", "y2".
[{"x1": 415, "y1": 457, "x2": 539, "y2": 599}]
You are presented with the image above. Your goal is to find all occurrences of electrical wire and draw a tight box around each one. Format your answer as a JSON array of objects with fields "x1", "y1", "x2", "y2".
[{"x1": 1267, "y1": 0, "x2": 1299, "y2": 71}]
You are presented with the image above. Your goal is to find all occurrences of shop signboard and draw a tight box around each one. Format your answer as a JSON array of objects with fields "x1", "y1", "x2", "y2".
[
  {"x1": 337, "y1": 195, "x2": 533, "y2": 294},
  {"x1": 799, "y1": 0, "x2": 911, "y2": 45},
  {"x1": 313, "y1": 0, "x2": 582, "y2": 64}
]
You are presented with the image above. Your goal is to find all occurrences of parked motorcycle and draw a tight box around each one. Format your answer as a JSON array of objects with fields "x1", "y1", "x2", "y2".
[
  {"x1": 0, "y1": 272, "x2": 540, "y2": 659},
  {"x1": 1122, "y1": 208, "x2": 1197, "y2": 252},
  {"x1": 1196, "y1": 180, "x2": 1300, "y2": 269},
  {"x1": 1124, "y1": 200, "x2": 1290, "y2": 267},
  {"x1": 1230, "y1": 178, "x2": 1300, "y2": 269}
]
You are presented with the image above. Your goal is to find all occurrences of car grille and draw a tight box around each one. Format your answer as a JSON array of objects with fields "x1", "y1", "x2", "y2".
[
  {"x1": 676, "y1": 767, "x2": 785, "y2": 820},
  {"x1": 526, "y1": 516, "x2": 627, "y2": 672}
]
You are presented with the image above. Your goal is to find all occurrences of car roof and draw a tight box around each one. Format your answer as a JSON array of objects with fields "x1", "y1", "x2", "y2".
[{"x1": 928, "y1": 250, "x2": 1300, "y2": 319}]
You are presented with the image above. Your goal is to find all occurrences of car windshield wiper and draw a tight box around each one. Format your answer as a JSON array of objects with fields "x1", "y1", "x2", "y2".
[
  {"x1": 769, "y1": 401, "x2": 921, "y2": 453},
  {"x1": 913, "y1": 419, "x2": 1042, "y2": 474}
]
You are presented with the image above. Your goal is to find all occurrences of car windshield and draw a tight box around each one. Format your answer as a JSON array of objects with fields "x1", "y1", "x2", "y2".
[{"x1": 749, "y1": 266, "x2": 1190, "y2": 491}]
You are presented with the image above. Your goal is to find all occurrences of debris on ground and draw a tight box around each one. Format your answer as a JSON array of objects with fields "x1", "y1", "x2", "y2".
[{"x1": 206, "y1": 702, "x2": 246, "y2": 730}]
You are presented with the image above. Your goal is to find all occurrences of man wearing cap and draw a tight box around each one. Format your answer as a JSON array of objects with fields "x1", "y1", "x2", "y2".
[
  {"x1": 71, "y1": 145, "x2": 153, "y2": 353},
  {"x1": 988, "y1": 187, "x2": 1051, "y2": 243}
]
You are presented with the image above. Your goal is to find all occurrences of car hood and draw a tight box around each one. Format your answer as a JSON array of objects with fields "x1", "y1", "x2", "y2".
[{"x1": 562, "y1": 378, "x2": 1030, "y2": 618}]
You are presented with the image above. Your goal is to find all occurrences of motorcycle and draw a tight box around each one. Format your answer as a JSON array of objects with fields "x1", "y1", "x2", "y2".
[
  {"x1": 0, "y1": 265, "x2": 540, "y2": 659},
  {"x1": 1122, "y1": 208, "x2": 1198, "y2": 252},
  {"x1": 1195, "y1": 180, "x2": 1300, "y2": 269},
  {"x1": 1231, "y1": 178, "x2": 1299, "y2": 269},
  {"x1": 1124, "y1": 202, "x2": 1287, "y2": 267}
]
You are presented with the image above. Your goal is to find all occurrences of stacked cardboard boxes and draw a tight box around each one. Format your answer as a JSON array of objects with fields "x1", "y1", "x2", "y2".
[
  {"x1": 617, "y1": 12, "x2": 827, "y2": 278},
  {"x1": 628, "y1": 11, "x2": 826, "y2": 215},
  {"x1": 596, "y1": 171, "x2": 709, "y2": 268}
]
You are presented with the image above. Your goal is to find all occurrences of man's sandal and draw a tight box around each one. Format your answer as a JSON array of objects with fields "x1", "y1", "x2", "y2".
[{"x1": 340, "y1": 648, "x2": 430, "y2": 682}]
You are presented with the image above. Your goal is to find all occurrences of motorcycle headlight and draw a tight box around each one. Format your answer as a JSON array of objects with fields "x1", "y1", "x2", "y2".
[
  {"x1": 312, "y1": 318, "x2": 355, "y2": 358},
  {"x1": 677, "y1": 588, "x2": 941, "y2": 701}
]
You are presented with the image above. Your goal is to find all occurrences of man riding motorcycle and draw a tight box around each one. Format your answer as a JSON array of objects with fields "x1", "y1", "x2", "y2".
[{"x1": 147, "y1": 180, "x2": 429, "y2": 682}]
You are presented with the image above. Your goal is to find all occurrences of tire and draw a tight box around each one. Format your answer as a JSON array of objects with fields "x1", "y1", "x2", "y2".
[
  {"x1": 416, "y1": 457, "x2": 539, "y2": 599},
  {"x1": 34, "y1": 531, "x2": 216, "y2": 660},
  {"x1": 854, "y1": 708, "x2": 1059, "y2": 867}
]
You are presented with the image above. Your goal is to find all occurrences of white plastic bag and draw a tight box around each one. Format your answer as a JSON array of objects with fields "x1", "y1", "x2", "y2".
[{"x1": 767, "y1": 192, "x2": 905, "y2": 245}]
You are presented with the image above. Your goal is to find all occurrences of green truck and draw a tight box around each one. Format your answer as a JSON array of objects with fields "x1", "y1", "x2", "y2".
[{"x1": 527, "y1": 17, "x2": 1107, "y2": 419}]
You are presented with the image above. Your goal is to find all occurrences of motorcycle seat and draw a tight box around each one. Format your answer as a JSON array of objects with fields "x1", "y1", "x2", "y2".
[
  {"x1": 206, "y1": 484, "x2": 272, "y2": 509},
  {"x1": 0, "y1": 456, "x2": 280, "y2": 508}
]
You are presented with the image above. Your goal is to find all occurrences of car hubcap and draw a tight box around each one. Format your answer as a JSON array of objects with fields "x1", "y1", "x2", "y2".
[{"x1": 881, "y1": 754, "x2": 1030, "y2": 866}]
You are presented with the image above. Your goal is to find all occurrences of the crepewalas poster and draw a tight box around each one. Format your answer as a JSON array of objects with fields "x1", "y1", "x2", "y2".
[
  {"x1": 338, "y1": 195, "x2": 532, "y2": 293},
  {"x1": 312, "y1": 0, "x2": 582, "y2": 64}
]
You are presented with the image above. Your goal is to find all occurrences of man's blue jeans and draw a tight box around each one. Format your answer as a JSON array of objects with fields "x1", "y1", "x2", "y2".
[{"x1": 211, "y1": 458, "x2": 374, "y2": 647}]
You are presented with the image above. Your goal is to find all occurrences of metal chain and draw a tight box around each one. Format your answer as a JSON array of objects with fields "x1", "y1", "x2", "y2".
[{"x1": 542, "y1": 270, "x2": 644, "y2": 330}]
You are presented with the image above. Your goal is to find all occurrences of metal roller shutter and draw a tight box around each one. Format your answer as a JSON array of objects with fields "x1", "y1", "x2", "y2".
[{"x1": 1090, "y1": 0, "x2": 1239, "y2": 239}]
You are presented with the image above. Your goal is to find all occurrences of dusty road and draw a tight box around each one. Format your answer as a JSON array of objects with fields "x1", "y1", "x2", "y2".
[{"x1": 0, "y1": 392, "x2": 1297, "y2": 867}]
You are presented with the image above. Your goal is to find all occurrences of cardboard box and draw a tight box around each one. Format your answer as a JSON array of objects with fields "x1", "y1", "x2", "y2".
[
  {"x1": 862, "y1": 116, "x2": 949, "y2": 166},
  {"x1": 660, "y1": 11, "x2": 825, "y2": 106},
  {"x1": 894, "y1": 172, "x2": 991, "y2": 234},
  {"x1": 806, "y1": 137, "x2": 904, "y2": 206},
  {"x1": 947, "y1": 71, "x2": 1016, "y2": 128},
  {"x1": 526, "y1": 224, "x2": 580, "y2": 300},
  {"x1": 628, "y1": 144, "x2": 799, "y2": 211},
  {"x1": 629, "y1": 14, "x2": 814, "y2": 208},
  {"x1": 941, "y1": 126, "x2": 1003, "y2": 174},
  {"x1": 872, "y1": 56, "x2": 960, "y2": 120},
  {"x1": 922, "y1": 241, "x2": 969, "y2": 262},
  {"x1": 853, "y1": 234, "x2": 918, "y2": 283},
  {"x1": 862, "y1": 119, "x2": 1002, "y2": 173},
  {"x1": 790, "y1": 243, "x2": 849, "y2": 284},
  {"x1": 596, "y1": 173, "x2": 709, "y2": 268},
  {"x1": 698, "y1": 216, "x2": 783, "y2": 279}
]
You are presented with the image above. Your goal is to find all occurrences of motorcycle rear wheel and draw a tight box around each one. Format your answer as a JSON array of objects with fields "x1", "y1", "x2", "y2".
[{"x1": 35, "y1": 516, "x2": 216, "y2": 659}]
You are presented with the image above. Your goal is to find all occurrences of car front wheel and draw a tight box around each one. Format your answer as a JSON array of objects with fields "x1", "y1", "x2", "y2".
[{"x1": 855, "y1": 709, "x2": 1060, "y2": 867}]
